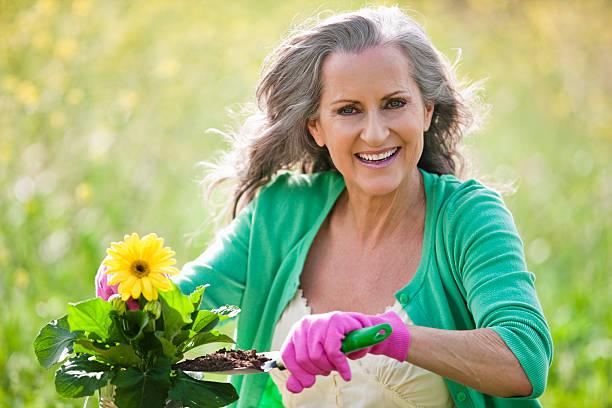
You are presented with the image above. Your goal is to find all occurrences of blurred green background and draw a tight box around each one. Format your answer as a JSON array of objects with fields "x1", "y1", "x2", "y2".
[{"x1": 1, "y1": 0, "x2": 610, "y2": 406}]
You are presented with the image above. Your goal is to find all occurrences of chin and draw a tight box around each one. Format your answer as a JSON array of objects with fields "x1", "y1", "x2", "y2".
[{"x1": 355, "y1": 177, "x2": 404, "y2": 197}]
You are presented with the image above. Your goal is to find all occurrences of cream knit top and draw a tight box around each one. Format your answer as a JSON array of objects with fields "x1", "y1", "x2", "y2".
[{"x1": 269, "y1": 290, "x2": 456, "y2": 408}]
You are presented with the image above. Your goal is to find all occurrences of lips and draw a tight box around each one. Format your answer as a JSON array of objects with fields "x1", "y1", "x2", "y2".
[
  {"x1": 354, "y1": 147, "x2": 400, "y2": 168},
  {"x1": 355, "y1": 147, "x2": 399, "y2": 162}
]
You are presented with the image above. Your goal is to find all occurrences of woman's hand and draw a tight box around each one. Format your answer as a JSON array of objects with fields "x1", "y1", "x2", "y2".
[{"x1": 280, "y1": 310, "x2": 411, "y2": 393}]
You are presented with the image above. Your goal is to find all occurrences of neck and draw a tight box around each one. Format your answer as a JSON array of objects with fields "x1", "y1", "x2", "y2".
[{"x1": 338, "y1": 169, "x2": 426, "y2": 249}]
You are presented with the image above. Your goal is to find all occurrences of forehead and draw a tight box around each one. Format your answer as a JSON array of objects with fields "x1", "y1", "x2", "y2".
[{"x1": 320, "y1": 45, "x2": 416, "y2": 99}]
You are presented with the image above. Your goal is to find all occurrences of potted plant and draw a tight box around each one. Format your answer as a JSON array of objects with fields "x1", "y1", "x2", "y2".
[{"x1": 33, "y1": 233, "x2": 240, "y2": 408}]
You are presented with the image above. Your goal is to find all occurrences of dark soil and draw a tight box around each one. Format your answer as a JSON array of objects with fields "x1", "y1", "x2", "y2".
[{"x1": 172, "y1": 348, "x2": 271, "y2": 372}]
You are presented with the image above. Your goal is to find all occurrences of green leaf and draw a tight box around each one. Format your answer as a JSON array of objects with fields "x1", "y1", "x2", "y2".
[
  {"x1": 158, "y1": 291, "x2": 191, "y2": 344},
  {"x1": 159, "y1": 283, "x2": 194, "y2": 324},
  {"x1": 182, "y1": 330, "x2": 235, "y2": 353},
  {"x1": 108, "y1": 310, "x2": 129, "y2": 343},
  {"x1": 189, "y1": 284, "x2": 209, "y2": 310},
  {"x1": 112, "y1": 356, "x2": 171, "y2": 408},
  {"x1": 54, "y1": 354, "x2": 114, "y2": 398},
  {"x1": 139, "y1": 333, "x2": 163, "y2": 361},
  {"x1": 172, "y1": 330, "x2": 190, "y2": 348},
  {"x1": 67, "y1": 298, "x2": 114, "y2": 340},
  {"x1": 74, "y1": 340, "x2": 142, "y2": 367},
  {"x1": 169, "y1": 370, "x2": 238, "y2": 408},
  {"x1": 159, "y1": 305, "x2": 184, "y2": 343},
  {"x1": 34, "y1": 315, "x2": 81, "y2": 369},
  {"x1": 123, "y1": 310, "x2": 150, "y2": 342},
  {"x1": 154, "y1": 332, "x2": 180, "y2": 363},
  {"x1": 191, "y1": 311, "x2": 219, "y2": 333},
  {"x1": 210, "y1": 305, "x2": 241, "y2": 321}
]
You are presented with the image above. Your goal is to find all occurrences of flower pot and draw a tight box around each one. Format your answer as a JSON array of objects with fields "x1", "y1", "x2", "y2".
[
  {"x1": 95, "y1": 382, "x2": 183, "y2": 408},
  {"x1": 98, "y1": 382, "x2": 117, "y2": 408}
]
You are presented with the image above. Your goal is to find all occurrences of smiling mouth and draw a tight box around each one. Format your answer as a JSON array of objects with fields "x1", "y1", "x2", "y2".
[{"x1": 355, "y1": 147, "x2": 399, "y2": 163}]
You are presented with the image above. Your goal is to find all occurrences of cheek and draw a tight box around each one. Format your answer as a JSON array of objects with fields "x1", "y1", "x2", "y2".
[
  {"x1": 408, "y1": 128, "x2": 424, "y2": 151},
  {"x1": 396, "y1": 120, "x2": 424, "y2": 155},
  {"x1": 324, "y1": 133, "x2": 357, "y2": 172},
  {"x1": 326, "y1": 140, "x2": 352, "y2": 163},
  {"x1": 326, "y1": 123, "x2": 357, "y2": 149},
  {"x1": 413, "y1": 137, "x2": 425, "y2": 164}
]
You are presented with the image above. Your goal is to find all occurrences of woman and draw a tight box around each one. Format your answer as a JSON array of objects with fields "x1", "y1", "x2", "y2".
[{"x1": 175, "y1": 6, "x2": 552, "y2": 408}]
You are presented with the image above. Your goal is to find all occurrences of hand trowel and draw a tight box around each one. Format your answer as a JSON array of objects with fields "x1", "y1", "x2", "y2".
[{"x1": 182, "y1": 323, "x2": 392, "y2": 376}]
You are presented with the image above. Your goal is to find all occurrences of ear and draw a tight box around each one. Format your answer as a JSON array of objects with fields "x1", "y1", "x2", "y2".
[
  {"x1": 307, "y1": 118, "x2": 326, "y2": 147},
  {"x1": 423, "y1": 103, "x2": 434, "y2": 132}
]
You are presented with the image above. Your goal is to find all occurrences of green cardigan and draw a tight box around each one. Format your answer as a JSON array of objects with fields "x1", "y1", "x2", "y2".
[{"x1": 174, "y1": 169, "x2": 553, "y2": 408}]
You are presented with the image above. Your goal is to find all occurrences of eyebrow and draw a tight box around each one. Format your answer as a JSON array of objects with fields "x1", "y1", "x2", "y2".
[{"x1": 330, "y1": 90, "x2": 409, "y2": 105}]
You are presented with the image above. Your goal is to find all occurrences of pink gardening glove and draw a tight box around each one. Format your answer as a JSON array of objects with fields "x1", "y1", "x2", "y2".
[
  {"x1": 281, "y1": 310, "x2": 410, "y2": 393},
  {"x1": 95, "y1": 262, "x2": 139, "y2": 310}
]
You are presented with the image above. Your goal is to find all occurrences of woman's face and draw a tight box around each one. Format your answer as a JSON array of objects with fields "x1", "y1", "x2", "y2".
[{"x1": 308, "y1": 45, "x2": 434, "y2": 197}]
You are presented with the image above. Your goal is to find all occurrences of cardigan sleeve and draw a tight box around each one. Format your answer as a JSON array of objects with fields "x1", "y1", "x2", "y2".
[
  {"x1": 444, "y1": 183, "x2": 553, "y2": 399},
  {"x1": 173, "y1": 200, "x2": 255, "y2": 310}
]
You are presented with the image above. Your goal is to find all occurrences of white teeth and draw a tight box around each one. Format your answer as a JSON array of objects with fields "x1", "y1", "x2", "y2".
[{"x1": 357, "y1": 147, "x2": 398, "y2": 161}]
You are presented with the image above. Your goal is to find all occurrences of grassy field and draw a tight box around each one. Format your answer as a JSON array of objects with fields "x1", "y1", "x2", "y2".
[{"x1": 1, "y1": 0, "x2": 610, "y2": 406}]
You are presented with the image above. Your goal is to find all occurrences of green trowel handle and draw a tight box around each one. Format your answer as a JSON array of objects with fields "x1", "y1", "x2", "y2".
[{"x1": 340, "y1": 323, "x2": 392, "y2": 354}]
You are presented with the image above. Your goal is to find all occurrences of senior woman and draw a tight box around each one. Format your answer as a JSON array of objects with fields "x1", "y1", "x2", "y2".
[{"x1": 174, "y1": 6, "x2": 552, "y2": 408}]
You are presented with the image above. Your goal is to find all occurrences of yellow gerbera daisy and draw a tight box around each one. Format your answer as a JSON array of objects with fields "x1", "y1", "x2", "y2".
[{"x1": 103, "y1": 233, "x2": 179, "y2": 301}]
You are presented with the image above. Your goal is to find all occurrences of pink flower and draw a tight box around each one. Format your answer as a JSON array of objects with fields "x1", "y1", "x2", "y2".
[{"x1": 95, "y1": 261, "x2": 139, "y2": 310}]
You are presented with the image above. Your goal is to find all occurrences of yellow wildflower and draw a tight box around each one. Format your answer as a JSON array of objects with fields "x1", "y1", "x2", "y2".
[
  {"x1": 74, "y1": 182, "x2": 91, "y2": 202},
  {"x1": 67, "y1": 88, "x2": 84, "y2": 105},
  {"x1": 2, "y1": 75, "x2": 19, "y2": 92},
  {"x1": 16, "y1": 80, "x2": 39, "y2": 110},
  {"x1": 32, "y1": 32, "x2": 52, "y2": 51},
  {"x1": 155, "y1": 58, "x2": 180, "y2": 78},
  {"x1": 15, "y1": 268, "x2": 30, "y2": 288},
  {"x1": 72, "y1": 0, "x2": 92, "y2": 15},
  {"x1": 54, "y1": 38, "x2": 78, "y2": 61},
  {"x1": 103, "y1": 233, "x2": 179, "y2": 301},
  {"x1": 37, "y1": 0, "x2": 57, "y2": 15},
  {"x1": 49, "y1": 111, "x2": 66, "y2": 128},
  {"x1": 118, "y1": 90, "x2": 139, "y2": 111}
]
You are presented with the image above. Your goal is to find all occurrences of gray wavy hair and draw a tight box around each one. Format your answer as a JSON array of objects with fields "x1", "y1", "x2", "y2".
[{"x1": 206, "y1": 6, "x2": 484, "y2": 218}]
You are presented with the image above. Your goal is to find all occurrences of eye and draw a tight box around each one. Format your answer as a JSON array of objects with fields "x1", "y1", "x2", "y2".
[
  {"x1": 386, "y1": 98, "x2": 406, "y2": 109},
  {"x1": 337, "y1": 105, "x2": 359, "y2": 115}
]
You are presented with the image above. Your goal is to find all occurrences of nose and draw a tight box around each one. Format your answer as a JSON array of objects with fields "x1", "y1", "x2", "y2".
[{"x1": 360, "y1": 111, "x2": 389, "y2": 147}]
